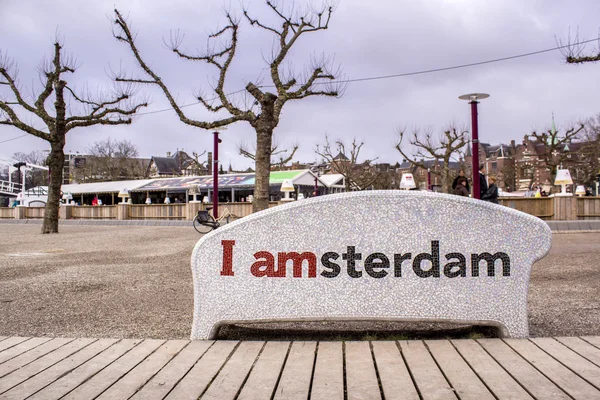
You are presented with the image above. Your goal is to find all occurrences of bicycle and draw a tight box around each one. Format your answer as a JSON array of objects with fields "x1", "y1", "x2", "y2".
[{"x1": 193, "y1": 207, "x2": 232, "y2": 234}]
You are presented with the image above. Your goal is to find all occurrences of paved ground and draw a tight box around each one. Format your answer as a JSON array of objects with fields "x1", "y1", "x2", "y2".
[{"x1": 0, "y1": 225, "x2": 598, "y2": 340}]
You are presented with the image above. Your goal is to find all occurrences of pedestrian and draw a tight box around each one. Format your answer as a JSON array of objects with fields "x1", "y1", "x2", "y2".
[
  {"x1": 479, "y1": 164, "x2": 488, "y2": 199},
  {"x1": 454, "y1": 177, "x2": 470, "y2": 197},
  {"x1": 452, "y1": 170, "x2": 470, "y2": 193},
  {"x1": 482, "y1": 176, "x2": 499, "y2": 204}
]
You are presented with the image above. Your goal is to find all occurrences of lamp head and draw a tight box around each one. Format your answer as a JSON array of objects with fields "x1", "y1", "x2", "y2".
[
  {"x1": 554, "y1": 169, "x2": 573, "y2": 185},
  {"x1": 400, "y1": 173, "x2": 416, "y2": 190},
  {"x1": 280, "y1": 179, "x2": 295, "y2": 192}
]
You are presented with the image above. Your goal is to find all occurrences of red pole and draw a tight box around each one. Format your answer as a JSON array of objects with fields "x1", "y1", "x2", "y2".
[
  {"x1": 427, "y1": 168, "x2": 431, "y2": 190},
  {"x1": 213, "y1": 132, "x2": 220, "y2": 219},
  {"x1": 471, "y1": 100, "x2": 480, "y2": 199}
]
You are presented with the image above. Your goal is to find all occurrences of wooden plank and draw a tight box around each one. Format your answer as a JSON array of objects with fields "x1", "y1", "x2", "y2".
[
  {"x1": 451, "y1": 339, "x2": 533, "y2": 400},
  {"x1": 28, "y1": 339, "x2": 142, "y2": 400},
  {"x1": 0, "y1": 338, "x2": 95, "y2": 395},
  {"x1": 310, "y1": 341, "x2": 344, "y2": 400},
  {"x1": 583, "y1": 336, "x2": 600, "y2": 349},
  {"x1": 130, "y1": 340, "x2": 213, "y2": 400},
  {"x1": 345, "y1": 341, "x2": 381, "y2": 400},
  {"x1": 165, "y1": 341, "x2": 238, "y2": 400},
  {"x1": 62, "y1": 339, "x2": 164, "y2": 400},
  {"x1": 202, "y1": 341, "x2": 264, "y2": 400},
  {"x1": 531, "y1": 338, "x2": 600, "y2": 390},
  {"x1": 238, "y1": 341, "x2": 290, "y2": 400},
  {"x1": 555, "y1": 337, "x2": 600, "y2": 367},
  {"x1": 399, "y1": 340, "x2": 457, "y2": 400},
  {"x1": 273, "y1": 341, "x2": 317, "y2": 400},
  {"x1": 1, "y1": 339, "x2": 117, "y2": 400},
  {"x1": 425, "y1": 340, "x2": 494, "y2": 400},
  {"x1": 0, "y1": 338, "x2": 74, "y2": 379},
  {"x1": 505, "y1": 338, "x2": 600, "y2": 399},
  {"x1": 478, "y1": 339, "x2": 570, "y2": 400},
  {"x1": 97, "y1": 340, "x2": 188, "y2": 400},
  {"x1": 371, "y1": 341, "x2": 418, "y2": 400},
  {"x1": 0, "y1": 337, "x2": 30, "y2": 353},
  {"x1": 0, "y1": 338, "x2": 51, "y2": 365}
]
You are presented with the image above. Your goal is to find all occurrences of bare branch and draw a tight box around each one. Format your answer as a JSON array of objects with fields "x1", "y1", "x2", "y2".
[{"x1": 113, "y1": 9, "x2": 253, "y2": 128}]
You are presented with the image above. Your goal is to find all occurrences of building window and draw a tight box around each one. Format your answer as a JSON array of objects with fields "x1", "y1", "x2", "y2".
[{"x1": 491, "y1": 162, "x2": 497, "y2": 172}]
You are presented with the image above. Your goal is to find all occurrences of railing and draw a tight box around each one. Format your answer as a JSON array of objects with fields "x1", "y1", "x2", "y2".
[
  {"x1": 0, "y1": 180, "x2": 21, "y2": 194},
  {"x1": 499, "y1": 197, "x2": 554, "y2": 219},
  {"x1": 72, "y1": 205, "x2": 117, "y2": 219},
  {"x1": 129, "y1": 204, "x2": 187, "y2": 219},
  {"x1": 24, "y1": 207, "x2": 45, "y2": 219},
  {"x1": 0, "y1": 207, "x2": 14, "y2": 219}
]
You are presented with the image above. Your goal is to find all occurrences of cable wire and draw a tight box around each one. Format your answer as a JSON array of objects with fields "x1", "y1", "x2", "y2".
[{"x1": 1, "y1": 36, "x2": 598, "y2": 144}]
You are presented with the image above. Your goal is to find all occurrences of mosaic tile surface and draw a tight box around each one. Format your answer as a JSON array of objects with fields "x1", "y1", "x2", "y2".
[{"x1": 191, "y1": 191, "x2": 552, "y2": 339}]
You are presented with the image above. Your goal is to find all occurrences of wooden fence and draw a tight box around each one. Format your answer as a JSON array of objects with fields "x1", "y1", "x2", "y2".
[
  {"x1": 1, "y1": 198, "x2": 599, "y2": 221},
  {"x1": 0, "y1": 207, "x2": 14, "y2": 219},
  {"x1": 128, "y1": 204, "x2": 187, "y2": 219},
  {"x1": 24, "y1": 207, "x2": 45, "y2": 219},
  {"x1": 577, "y1": 197, "x2": 600, "y2": 219},
  {"x1": 499, "y1": 198, "x2": 554, "y2": 219},
  {"x1": 71, "y1": 205, "x2": 117, "y2": 219}
]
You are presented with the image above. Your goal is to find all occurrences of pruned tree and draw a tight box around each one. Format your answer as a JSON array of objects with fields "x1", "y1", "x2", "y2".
[
  {"x1": 528, "y1": 124, "x2": 584, "y2": 184},
  {"x1": 113, "y1": 1, "x2": 344, "y2": 212},
  {"x1": 315, "y1": 135, "x2": 381, "y2": 191},
  {"x1": 12, "y1": 150, "x2": 49, "y2": 188},
  {"x1": 238, "y1": 141, "x2": 299, "y2": 170},
  {"x1": 0, "y1": 40, "x2": 147, "y2": 233},
  {"x1": 396, "y1": 127, "x2": 468, "y2": 193},
  {"x1": 559, "y1": 29, "x2": 600, "y2": 64}
]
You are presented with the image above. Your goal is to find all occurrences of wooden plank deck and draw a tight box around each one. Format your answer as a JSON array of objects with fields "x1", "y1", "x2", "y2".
[{"x1": 0, "y1": 336, "x2": 599, "y2": 399}]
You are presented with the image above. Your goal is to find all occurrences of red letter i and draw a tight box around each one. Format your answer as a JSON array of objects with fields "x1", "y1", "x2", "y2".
[{"x1": 220, "y1": 240, "x2": 235, "y2": 276}]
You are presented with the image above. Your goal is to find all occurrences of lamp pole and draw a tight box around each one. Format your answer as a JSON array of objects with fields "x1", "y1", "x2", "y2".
[
  {"x1": 459, "y1": 93, "x2": 489, "y2": 199},
  {"x1": 212, "y1": 129, "x2": 225, "y2": 219},
  {"x1": 427, "y1": 168, "x2": 431, "y2": 191}
]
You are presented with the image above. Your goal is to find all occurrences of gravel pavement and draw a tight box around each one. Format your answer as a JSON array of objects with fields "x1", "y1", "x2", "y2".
[{"x1": 0, "y1": 225, "x2": 598, "y2": 339}]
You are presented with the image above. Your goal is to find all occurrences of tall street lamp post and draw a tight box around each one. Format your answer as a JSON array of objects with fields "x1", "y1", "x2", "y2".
[
  {"x1": 459, "y1": 93, "x2": 489, "y2": 199},
  {"x1": 212, "y1": 129, "x2": 225, "y2": 219}
]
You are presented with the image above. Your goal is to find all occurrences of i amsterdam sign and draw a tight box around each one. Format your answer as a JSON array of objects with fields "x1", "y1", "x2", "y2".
[{"x1": 191, "y1": 191, "x2": 552, "y2": 339}]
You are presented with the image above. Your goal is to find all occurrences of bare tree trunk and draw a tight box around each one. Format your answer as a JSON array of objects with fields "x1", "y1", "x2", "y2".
[
  {"x1": 253, "y1": 126, "x2": 273, "y2": 212},
  {"x1": 42, "y1": 138, "x2": 65, "y2": 234},
  {"x1": 441, "y1": 163, "x2": 450, "y2": 193}
]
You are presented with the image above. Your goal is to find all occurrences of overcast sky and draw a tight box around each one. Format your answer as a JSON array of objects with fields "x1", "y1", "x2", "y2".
[{"x1": 1, "y1": 0, "x2": 600, "y2": 170}]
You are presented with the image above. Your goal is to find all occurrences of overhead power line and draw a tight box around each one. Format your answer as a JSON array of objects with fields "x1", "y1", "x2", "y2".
[{"x1": 1, "y1": 36, "x2": 598, "y2": 145}]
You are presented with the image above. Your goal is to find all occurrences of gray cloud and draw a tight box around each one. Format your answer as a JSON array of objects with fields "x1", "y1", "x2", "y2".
[{"x1": 2, "y1": 0, "x2": 600, "y2": 170}]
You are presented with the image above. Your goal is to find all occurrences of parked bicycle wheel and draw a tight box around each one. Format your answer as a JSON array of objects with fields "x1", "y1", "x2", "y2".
[{"x1": 193, "y1": 216, "x2": 215, "y2": 234}]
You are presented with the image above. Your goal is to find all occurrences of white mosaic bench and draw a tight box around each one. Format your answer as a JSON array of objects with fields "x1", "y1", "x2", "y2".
[{"x1": 191, "y1": 191, "x2": 552, "y2": 339}]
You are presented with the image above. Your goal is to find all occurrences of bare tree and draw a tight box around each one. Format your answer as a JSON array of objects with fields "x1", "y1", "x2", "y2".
[
  {"x1": 238, "y1": 141, "x2": 299, "y2": 170},
  {"x1": 0, "y1": 40, "x2": 147, "y2": 233},
  {"x1": 579, "y1": 115, "x2": 600, "y2": 186},
  {"x1": 316, "y1": 135, "x2": 381, "y2": 191},
  {"x1": 72, "y1": 138, "x2": 147, "y2": 182},
  {"x1": 12, "y1": 150, "x2": 49, "y2": 188},
  {"x1": 113, "y1": 2, "x2": 344, "y2": 212},
  {"x1": 528, "y1": 124, "x2": 584, "y2": 183},
  {"x1": 396, "y1": 127, "x2": 468, "y2": 193},
  {"x1": 559, "y1": 29, "x2": 600, "y2": 64}
]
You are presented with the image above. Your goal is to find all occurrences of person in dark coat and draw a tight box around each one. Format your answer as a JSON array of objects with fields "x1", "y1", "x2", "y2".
[
  {"x1": 479, "y1": 164, "x2": 488, "y2": 199},
  {"x1": 482, "y1": 176, "x2": 499, "y2": 204},
  {"x1": 451, "y1": 170, "x2": 470, "y2": 194},
  {"x1": 454, "y1": 177, "x2": 470, "y2": 197}
]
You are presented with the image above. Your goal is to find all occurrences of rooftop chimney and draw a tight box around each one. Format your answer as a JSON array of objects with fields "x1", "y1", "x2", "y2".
[{"x1": 166, "y1": 151, "x2": 171, "y2": 157}]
